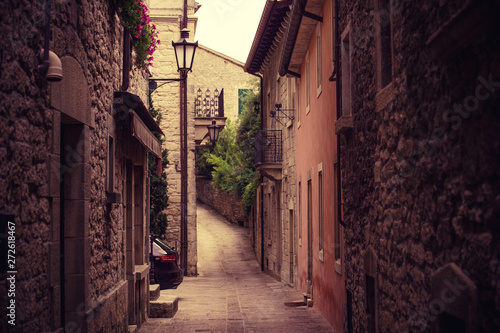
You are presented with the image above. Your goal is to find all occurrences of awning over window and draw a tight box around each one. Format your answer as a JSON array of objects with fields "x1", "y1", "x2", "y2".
[
  {"x1": 131, "y1": 112, "x2": 162, "y2": 158},
  {"x1": 113, "y1": 91, "x2": 163, "y2": 158}
]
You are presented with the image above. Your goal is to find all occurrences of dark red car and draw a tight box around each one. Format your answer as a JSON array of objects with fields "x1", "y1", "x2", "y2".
[{"x1": 150, "y1": 237, "x2": 183, "y2": 290}]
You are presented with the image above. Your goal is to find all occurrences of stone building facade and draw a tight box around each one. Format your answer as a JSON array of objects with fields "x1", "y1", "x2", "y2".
[
  {"x1": 245, "y1": 0, "x2": 298, "y2": 288},
  {"x1": 196, "y1": 177, "x2": 248, "y2": 226},
  {"x1": 149, "y1": 0, "x2": 199, "y2": 276},
  {"x1": 337, "y1": 0, "x2": 500, "y2": 331},
  {"x1": 192, "y1": 45, "x2": 258, "y2": 121},
  {"x1": 278, "y1": 0, "x2": 345, "y2": 330},
  {"x1": 149, "y1": 1, "x2": 257, "y2": 276},
  {"x1": 246, "y1": 0, "x2": 345, "y2": 329},
  {"x1": 0, "y1": 0, "x2": 160, "y2": 331}
]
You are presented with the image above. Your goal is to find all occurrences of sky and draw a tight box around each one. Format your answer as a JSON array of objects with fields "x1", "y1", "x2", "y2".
[{"x1": 194, "y1": 0, "x2": 267, "y2": 64}]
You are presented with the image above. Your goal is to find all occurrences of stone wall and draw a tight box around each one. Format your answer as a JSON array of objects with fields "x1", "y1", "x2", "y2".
[
  {"x1": 149, "y1": 1, "x2": 199, "y2": 276},
  {"x1": 150, "y1": 3, "x2": 257, "y2": 275},
  {"x1": 256, "y1": 24, "x2": 297, "y2": 286},
  {"x1": 0, "y1": 2, "x2": 53, "y2": 330},
  {"x1": 0, "y1": 0, "x2": 151, "y2": 331},
  {"x1": 196, "y1": 177, "x2": 248, "y2": 226},
  {"x1": 338, "y1": 0, "x2": 500, "y2": 331},
  {"x1": 191, "y1": 45, "x2": 258, "y2": 123}
]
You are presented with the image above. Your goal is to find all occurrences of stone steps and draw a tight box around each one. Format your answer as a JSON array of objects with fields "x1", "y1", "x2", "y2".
[
  {"x1": 150, "y1": 295, "x2": 179, "y2": 318},
  {"x1": 149, "y1": 284, "x2": 160, "y2": 301}
]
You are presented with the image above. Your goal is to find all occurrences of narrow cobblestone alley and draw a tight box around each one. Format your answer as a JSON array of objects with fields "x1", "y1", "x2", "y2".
[{"x1": 139, "y1": 203, "x2": 334, "y2": 333}]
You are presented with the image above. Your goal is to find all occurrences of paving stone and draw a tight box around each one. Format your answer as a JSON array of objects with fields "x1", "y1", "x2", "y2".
[{"x1": 139, "y1": 203, "x2": 334, "y2": 332}]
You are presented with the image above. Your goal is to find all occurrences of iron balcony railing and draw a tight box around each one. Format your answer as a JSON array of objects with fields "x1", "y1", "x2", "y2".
[
  {"x1": 195, "y1": 88, "x2": 224, "y2": 118},
  {"x1": 255, "y1": 130, "x2": 282, "y2": 164}
]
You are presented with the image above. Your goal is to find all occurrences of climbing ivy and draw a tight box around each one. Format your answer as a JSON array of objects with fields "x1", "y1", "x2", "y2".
[{"x1": 148, "y1": 93, "x2": 169, "y2": 236}]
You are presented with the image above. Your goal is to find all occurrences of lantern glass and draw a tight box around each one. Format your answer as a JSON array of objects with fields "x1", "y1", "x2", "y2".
[
  {"x1": 172, "y1": 28, "x2": 198, "y2": 73},
  {"x1": 207, "y1": 119, "x2": 220, "y2": 143}
]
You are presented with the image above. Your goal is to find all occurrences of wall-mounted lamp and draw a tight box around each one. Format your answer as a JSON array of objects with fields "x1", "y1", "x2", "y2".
[
  {"x1": 207, "y1": 119, "x2": 221, "y2": 143},
  {"x1": 38, "y1": 0, "x2": 62, "y2": 82},
  {"x1": 39, "y1": 49, "x2": 63, "y2": 82},
  {"x1": 270, "y1": 104, "x2": 295, "y2": 126},
  {"x1": 172, "y1": 28, "x2": 198, "y2": 76},
  {"x1": 254, "y1": 101, "x2": 260, "y2": 113}
]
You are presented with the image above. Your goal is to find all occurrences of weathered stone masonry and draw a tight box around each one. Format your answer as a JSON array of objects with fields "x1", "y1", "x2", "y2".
[
  {"x1": 338, "y1": 0, "x2": 500, "y2": 331},
  {"x1": 1, "y1": 0, "x2": 156, "y2": 331}
]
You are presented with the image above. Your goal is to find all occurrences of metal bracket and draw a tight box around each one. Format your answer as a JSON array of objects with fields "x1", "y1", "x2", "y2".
[
  {"x1": 329, "y1": 59, "x2": 337, "y2": 82},
  {"x1": 270, "y1": 104, "x2": 295, "y2": 126},
  {"x1": 149, "y1": 77, "x2": 184, "y2": 93},
  {"x1": 303, "y1": 11, "x2": 323, "y2": 22}
]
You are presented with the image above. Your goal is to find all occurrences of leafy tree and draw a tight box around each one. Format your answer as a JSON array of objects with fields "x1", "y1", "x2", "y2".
[
  {"x1": 196, "y1": 88, "x2": 261, "y2": 212},
  {"x1": 148, "y1": 93, "x2": 169, "y2": 236}
]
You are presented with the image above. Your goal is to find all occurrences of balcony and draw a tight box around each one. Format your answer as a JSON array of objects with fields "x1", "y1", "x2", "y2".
[
  {"x1": 195, "y1": 88, "x2": 226, "y2": 145},
  {"x1": 255, "y1": 130, "x2": 282, "y2": 181}
]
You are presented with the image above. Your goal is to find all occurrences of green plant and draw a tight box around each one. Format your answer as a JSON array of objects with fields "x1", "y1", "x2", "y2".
[
  {"x1": 120, "y1": 0, "x2": 160, "y2": 71},
  {"x1": 148, "y1": 93, "x2": 169, "y2": 236},
  {"x1": 196, "y1": 88, "x2": 261, "y2": 212}
]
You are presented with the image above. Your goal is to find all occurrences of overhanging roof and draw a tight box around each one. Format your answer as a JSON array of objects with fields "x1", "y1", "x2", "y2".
[
  {"x1": 244, "y1": 0, "x2": 292, "y2": 74},
  {"x1": 279, "y1": 0, "x2": 326, "y2": 76}
]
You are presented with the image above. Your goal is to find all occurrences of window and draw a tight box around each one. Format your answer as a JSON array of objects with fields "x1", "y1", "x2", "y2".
[
  {"x1": 439, "y1": 313, "x2": 466, "y2": 333},
  {"x1": 307, "y1": 178, "x2": 313, "y2": 280},
  {"x1": 238, "y1": 89, "x2": 252, "y2": 115},
  {"x1": 334, "y1": 157, "x2": 341, "y2": 268},
  {"x1": 288, "y1": 78, "x2": 295, "y2": 128},
  {"x1": 316, "y1": 24, "x2": 322, "y2": 96},
  {"x1": 366, "y1": 274, "x2": 376, "y2": 333},
  {"x1": 298, "y1": 180, "x2": 302, "y2": 246},
  {"x1": 276, "y1": 76, "x2": 281, "y2": 106},
  {"x1": 341, "y1": 24, "x2": 352, "y2": 117},
  {"x1": 318, "y1": 166, "x2": 324, "y2": 261},
  {"x1": 376, "y1": 0, "x2": 393, "y2": 88},
  {"x1": 305, "y1": 51, "x2": 310, "y2": 114},
  {"x1": 364, "y1": 248, "x2": 378, "y2": 333},
  {"x1": 296, "y1": 79, "x2": 301, "y2": 126}
]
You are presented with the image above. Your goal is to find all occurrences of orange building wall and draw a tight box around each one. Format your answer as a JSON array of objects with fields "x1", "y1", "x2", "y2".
[{"x1": 295, "y1": 1, "x2": 345, "y2": 330}]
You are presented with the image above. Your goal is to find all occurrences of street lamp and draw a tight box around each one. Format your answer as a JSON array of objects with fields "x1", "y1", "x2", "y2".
[
  {"x1": 207, "y1": 119, "x2": 221, "y2": 143},
  {"x1": 148, "y1": 28, "x2": 198, "y2": 277},
  {"x1": 172, "y1": 28, "x2": 198, "y2": 76}
]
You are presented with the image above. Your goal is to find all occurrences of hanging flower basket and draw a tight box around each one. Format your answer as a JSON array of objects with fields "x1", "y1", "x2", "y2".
[{"x1": 120, "y1": 0, "x2": 160, "y2": 72}]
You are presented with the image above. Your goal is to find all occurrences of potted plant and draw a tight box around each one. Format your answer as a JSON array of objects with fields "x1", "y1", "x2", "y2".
[{"x1": 120, "y1": 0, "x2": 160, "y2": 72}]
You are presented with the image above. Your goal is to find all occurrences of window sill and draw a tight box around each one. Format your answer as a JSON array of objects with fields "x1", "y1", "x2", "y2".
[
  {"x1": 106, "y1": 191, "x2": 122, "y2": 204},
  {"x1": 334, "y1": 115, "x2": 353, "y2": 135},
  {"x1": 334, "y1": 259, "x2": 342, "y2": 275},
  {"x1": 375, "y1": 81, "x2": 395, "y2": 112}
]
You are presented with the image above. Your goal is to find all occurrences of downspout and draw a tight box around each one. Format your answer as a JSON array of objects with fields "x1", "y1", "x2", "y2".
[
  {"x1": 183, "y1": 0, "x2": 188, "y2": 29},
  {"x1": 336, "y1": 1, "x2": 343, "y2": 229},
  {"x1": 180, "y1": 0, "x2": 188, "y2": 275},
  {"x1": 330, "y1": 0, "x2": 342, "y2": 228},
  {"x1": 248, "y1": 72, "x2": 264, "y2": 271},
  {"x1": 121, "y1": 28, "x2": 131, "y2": 91},
  {"x1": 260, "y1": 177, "x2": 265, "y2": 271},
  {"x1": 38, "y1": 0, "x2": 51, "y2": 73}
]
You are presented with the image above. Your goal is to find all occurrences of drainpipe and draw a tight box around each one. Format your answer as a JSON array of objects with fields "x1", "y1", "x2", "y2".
[
  {"x1": 260, "y1": 177, "x2": 265, "y2": 271},
  {"x1": 180, "y1": 0, "x2": 189, "y2": 276},
  {"x1": 331, "y1": 0, "x2": 342, "y2": 228},
  {"x1": 246, "y1": 71, "x2": 264, "y2": 270},
  {"x1": 38, "y1": 0, "x2": 51, "y2": 74},
  {"x1": 120, "y1": 28, "x2": 130, "y2": 91}
]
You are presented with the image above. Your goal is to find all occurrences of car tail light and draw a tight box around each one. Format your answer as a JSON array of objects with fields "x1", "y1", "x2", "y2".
[{"x1": 158, "y1": 254, "x2": 176, "y2": 263}]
